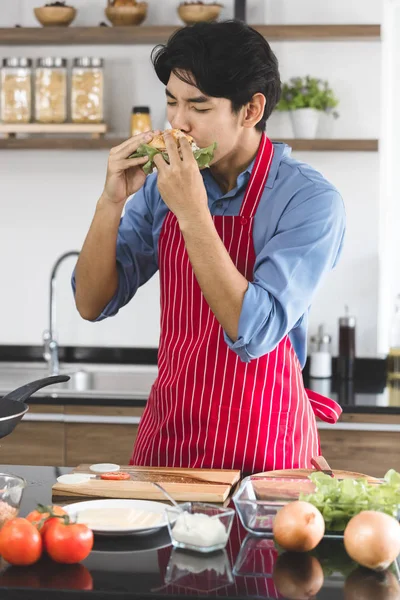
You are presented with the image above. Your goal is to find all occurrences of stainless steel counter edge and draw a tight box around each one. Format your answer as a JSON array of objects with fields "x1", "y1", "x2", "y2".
[
  {"x1": 21, "y1": 412, "x2": 400, "y2": 432},
  {"x1": 317, "y1": 421, "x2": 400, "y2": 432},
  {"x1": 23, "y1": 413, "x2": 142, "y2": 424}
]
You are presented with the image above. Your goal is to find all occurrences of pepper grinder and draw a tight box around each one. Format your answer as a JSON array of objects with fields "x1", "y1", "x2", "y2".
[{"x1": 337, "y1": 306, "x2": 356, "y2": 379}]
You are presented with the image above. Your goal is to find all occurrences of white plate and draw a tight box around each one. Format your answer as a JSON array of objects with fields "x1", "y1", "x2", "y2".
[{"x1": 63, "y1": 499, "x2": 171, "y2": 537}]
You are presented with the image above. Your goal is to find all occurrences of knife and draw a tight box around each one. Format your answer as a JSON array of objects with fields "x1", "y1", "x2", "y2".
[{"x1": 311, "y1": 455, "x2": 335, "y2": 478}]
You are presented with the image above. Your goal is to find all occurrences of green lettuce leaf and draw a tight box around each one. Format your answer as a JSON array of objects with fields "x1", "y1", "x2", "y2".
[
  {"x1": 193, "y1": 142, "x2": 217, "y2": 169},
  {"x1": 128, "y1": 141, "x2": 217, "y2": 175},
  {"x1": 299, "y1": 470, "x2": 400, "y2": 532}
]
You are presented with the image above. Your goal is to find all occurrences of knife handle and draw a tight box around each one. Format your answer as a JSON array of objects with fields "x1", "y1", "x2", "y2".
[{"x1": 311, "y1": 455, "x2": 333, "y2": 473}]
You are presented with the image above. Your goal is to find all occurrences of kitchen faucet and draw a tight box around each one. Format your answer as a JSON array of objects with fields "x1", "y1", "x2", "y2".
[{"x1": 43, "y1": 250, "x2": 80, "y2": 376}]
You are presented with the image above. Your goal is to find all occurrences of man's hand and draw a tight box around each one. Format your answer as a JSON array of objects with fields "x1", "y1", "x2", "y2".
[
  {"x1": 153, "y1": 131, "x2": 209, "y2": 227},
  {"x1": 101, "y1": 130, "x2": 161, "y2": 206}
]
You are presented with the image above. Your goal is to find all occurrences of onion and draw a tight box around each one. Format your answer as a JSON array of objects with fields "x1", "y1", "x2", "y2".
[
  {"x1": 273, "y1": 501, "x2": 325, "y2": 552},
  {"x1": 272, "y1": 552, "x2": 324, "y2": 600},
  {"x1": 344, "y1": 511, "x2": 400, "y2": 571},
  {"x1": 344, "y1": 566, "x2": 400, "y2": 600}
]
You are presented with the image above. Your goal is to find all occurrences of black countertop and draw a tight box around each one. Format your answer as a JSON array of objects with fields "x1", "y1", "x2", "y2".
[{"x1": 0, "y1": 465, "x2": 398, "y2": 599}]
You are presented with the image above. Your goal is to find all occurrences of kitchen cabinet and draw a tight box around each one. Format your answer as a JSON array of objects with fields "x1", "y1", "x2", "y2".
[
  {"x1": 319, "y1": 413, "x2": 400, "y2": 477},
  {"x1": 0, "y1": 404, "x2": 64, "y2": 466},
  {"x1": 64, "y1": 405, "x2": 142, "y2": 467},
  {"x1": 1, "y1": 402, "x2": 399, "y2": 476},
  {"x1": 320, "y1": 429, "x2": 400, "y2": 477}
]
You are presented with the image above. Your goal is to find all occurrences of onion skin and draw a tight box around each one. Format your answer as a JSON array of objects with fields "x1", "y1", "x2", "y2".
[
  {"x1": 344, "y1": 511, "x2": 400, "y2": 571},
  {"x1": 273, "y1": 501, "x2": 325, "y2": 552},
  {"x1": 273, "y1": 552, "x2": 324, "y2": 600},
  {"x1": 344, "y1": 566, "x2": 400, "y2": 600}
]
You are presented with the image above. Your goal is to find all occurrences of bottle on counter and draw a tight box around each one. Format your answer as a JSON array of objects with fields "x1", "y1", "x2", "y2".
[
  {"x1": 0, "y1": 58, "x2": 32, "y2": 124},
  {"x1": 337, "y1": 306, "x2": 356, "y2": 379},
  {"x1": 309, "y1": 324, "x2": 332, "y2": 379},
  {"x1": 387, "y1": 294, "x2": 400, "y2": 405},
  {"x1": 71, "y1": 57, "x2": 104, "y2": 124},
  {"x1": 130, "y1": 106, "x2": 152, "y2": 137},
  {"x1": 35, "y1": 57, "x2": 67, "y2": 124}
]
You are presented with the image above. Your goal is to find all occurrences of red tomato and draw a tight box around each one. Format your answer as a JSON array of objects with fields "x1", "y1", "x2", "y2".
[
  {"x1": 43, "y1": 520, "x2": 93, "y2": 564},
  {"x1": 0, "y1": 518, "x2": 42, "y2": 566},
  {"x1": 26, "y1": 505, "x2": 67, "y2": 536},
  {"x1": 100, "y1": 471, "x2": 130, "y2": 480}
]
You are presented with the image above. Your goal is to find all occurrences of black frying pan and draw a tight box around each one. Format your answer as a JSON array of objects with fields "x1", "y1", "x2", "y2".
[{"x1": 0, "y1": 375, "x2": 69, "y2": 439}]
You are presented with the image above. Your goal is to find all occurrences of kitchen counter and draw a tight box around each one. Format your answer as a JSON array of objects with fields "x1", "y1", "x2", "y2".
[{"x1": 0, "y1": 464, "x2": 397, "y2": 600}]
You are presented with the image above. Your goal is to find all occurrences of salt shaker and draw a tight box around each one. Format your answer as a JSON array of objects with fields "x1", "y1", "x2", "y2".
[
  {"x1": 337, "y1": 306, "x2": 356, "y2": 379},
  {"x1": 309, "y1": 324, "x2": 332, "y2": 378}
]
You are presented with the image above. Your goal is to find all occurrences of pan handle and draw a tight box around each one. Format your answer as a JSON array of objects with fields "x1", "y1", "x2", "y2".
[{"x1": 1, "y1": 375, "x2": 70, "y2": 404}]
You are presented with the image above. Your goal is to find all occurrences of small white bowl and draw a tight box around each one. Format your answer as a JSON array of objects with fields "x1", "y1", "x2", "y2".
[{"x1": 89, "y1": 463, "x2": 120, "y2": 473}]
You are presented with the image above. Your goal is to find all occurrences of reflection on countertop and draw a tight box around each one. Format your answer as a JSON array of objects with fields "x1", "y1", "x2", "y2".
[{"x1": 306, "y1": 377, "x2": 400, "y2": 412}]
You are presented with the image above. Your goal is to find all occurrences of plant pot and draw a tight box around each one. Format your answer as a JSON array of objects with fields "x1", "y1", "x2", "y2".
[{"x1": 290, "y1": 108, "x2": 320, "y2": 139}]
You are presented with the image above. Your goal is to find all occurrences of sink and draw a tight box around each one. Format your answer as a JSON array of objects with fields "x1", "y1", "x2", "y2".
[{"x1": 0, "y1": 362, "x2": 158, "y2": 400}]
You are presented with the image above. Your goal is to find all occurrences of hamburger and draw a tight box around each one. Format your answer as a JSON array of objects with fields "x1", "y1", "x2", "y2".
[{"x1": 129, "y1": 128, "x2": 217, "y2": 175}]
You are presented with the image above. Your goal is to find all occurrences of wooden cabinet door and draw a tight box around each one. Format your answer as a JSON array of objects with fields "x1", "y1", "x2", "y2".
[
  {"x1": 65, "y1": 405, "x2": 142, "y2": 467},
  {"x1": 319, "y1": 429, "x2": 400, "y2": 478},
  {"x1": 0, "y1": 405, "x2": 65, "y2": 466}
]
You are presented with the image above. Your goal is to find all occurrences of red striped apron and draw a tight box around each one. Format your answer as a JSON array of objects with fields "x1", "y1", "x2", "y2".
[{"x1": 131, "y1": 134, "x2": 342, "y2": 474}]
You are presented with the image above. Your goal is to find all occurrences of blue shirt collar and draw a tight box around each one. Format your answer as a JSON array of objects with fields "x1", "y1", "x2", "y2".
[{"x1": 202, "y1": 141, "x2": 290, "y2": 199}]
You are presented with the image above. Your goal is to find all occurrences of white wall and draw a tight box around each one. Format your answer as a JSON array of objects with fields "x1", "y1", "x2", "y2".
[{"x1": 0, "y1": 0, "x2": 383, "y2": 356}]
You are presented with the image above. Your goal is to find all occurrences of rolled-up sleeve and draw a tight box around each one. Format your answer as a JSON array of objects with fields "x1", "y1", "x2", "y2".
[
  {"x1": 71, "y1": 178, "x2": 158, "y2": 321},
  {"x1": 224, "y1": 188, "x2": 346, "y2": 362}
]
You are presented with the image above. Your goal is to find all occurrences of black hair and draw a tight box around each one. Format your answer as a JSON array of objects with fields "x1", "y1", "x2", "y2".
[{"x1": 151, "y1": 20, "x2": 281, "y2": 132}]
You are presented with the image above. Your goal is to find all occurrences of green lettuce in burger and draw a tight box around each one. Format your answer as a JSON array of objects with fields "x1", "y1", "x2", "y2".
[{"x1": 129, "y1": 128, "x2": 217, "y2": 175}]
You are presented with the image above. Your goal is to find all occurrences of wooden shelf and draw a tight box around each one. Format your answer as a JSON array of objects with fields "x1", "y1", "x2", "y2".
[
  {"x1": 256, "y1": 24, "x2": 380, "y2": 41},
  {"x1": 0, "y1": 24, "x2": 381, "y2": 46},
  {"x1": 0, "y1": 123, "x2": 107, "y2": 139},
  {"x1": 0, "y1": 137, "x2": 122, "y2": 150},
  {"x1": 0, "y1": 137, "x2": 379, "y2": 151},
  {"x1": 274, "y1": 139, "x2": 378, "y2": 151}
]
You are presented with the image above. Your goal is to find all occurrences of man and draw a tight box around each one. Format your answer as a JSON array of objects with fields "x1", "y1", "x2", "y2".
[{"x1": 73, "y1": 20, "x2": 345, "y2": 474}]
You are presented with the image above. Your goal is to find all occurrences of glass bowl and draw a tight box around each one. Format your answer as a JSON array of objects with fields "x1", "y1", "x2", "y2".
[
  {"x1": 0, "y1": 473, "x2": 26, "y2": 527},
  {"x1": 233, "y1": 475, "x2": 400, "y2": 538},
  {"x1": 165, "y1": 502, "x2": 235, "y2": 554}
]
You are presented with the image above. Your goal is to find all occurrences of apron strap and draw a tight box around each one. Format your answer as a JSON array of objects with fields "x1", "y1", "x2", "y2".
[
  {"x1": 239, "y1": 134, "x2": 274, "y2": 219},
  {"x1": 306, "y1": 388, "x2": 343, "y2": 424}
]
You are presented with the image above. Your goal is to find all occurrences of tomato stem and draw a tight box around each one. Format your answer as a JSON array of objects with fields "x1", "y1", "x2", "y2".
[{"x1": 35, "y1": 504, "x2": 72, "y2": 526}]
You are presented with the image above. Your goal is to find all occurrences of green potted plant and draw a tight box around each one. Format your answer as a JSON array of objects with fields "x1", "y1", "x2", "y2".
[{"x1": 276, "y1": 76, "x2": 339, "y2": 139}]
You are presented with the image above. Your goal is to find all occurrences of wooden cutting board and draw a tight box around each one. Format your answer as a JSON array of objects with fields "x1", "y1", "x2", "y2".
[
  {"x1": 255, "y1": 468, "x2": 380, "y2": 482},
  {"x1": 250, "y1": 468, "x2": 380, "y2": 501},
  {"x1": 52, "y1": 465, "x2": 241, "y2": 503}
]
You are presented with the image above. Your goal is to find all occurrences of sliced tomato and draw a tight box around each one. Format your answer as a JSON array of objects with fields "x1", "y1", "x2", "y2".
[{"x1": 100, "y1": 471, "x2": 130, "y2": 481}]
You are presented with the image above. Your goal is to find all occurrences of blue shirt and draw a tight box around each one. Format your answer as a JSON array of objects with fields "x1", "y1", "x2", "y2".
[{"x1": 72, "y1": 142, "x2": 346, "y2": 367}]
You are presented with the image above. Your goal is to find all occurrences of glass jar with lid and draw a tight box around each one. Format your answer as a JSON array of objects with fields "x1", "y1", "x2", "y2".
[
  {"x1": 35, "y1": 58, "x2": 67, "y2": 124},
  {"x1": 131, "y1": 106, "x2": 152, "y2": 137},
  {"x1": 71, "y1": 57, "x2": 104, "y2": 124},
  {"x1": 0, "y1": 58, "x2": 32, "y2": 124}
]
